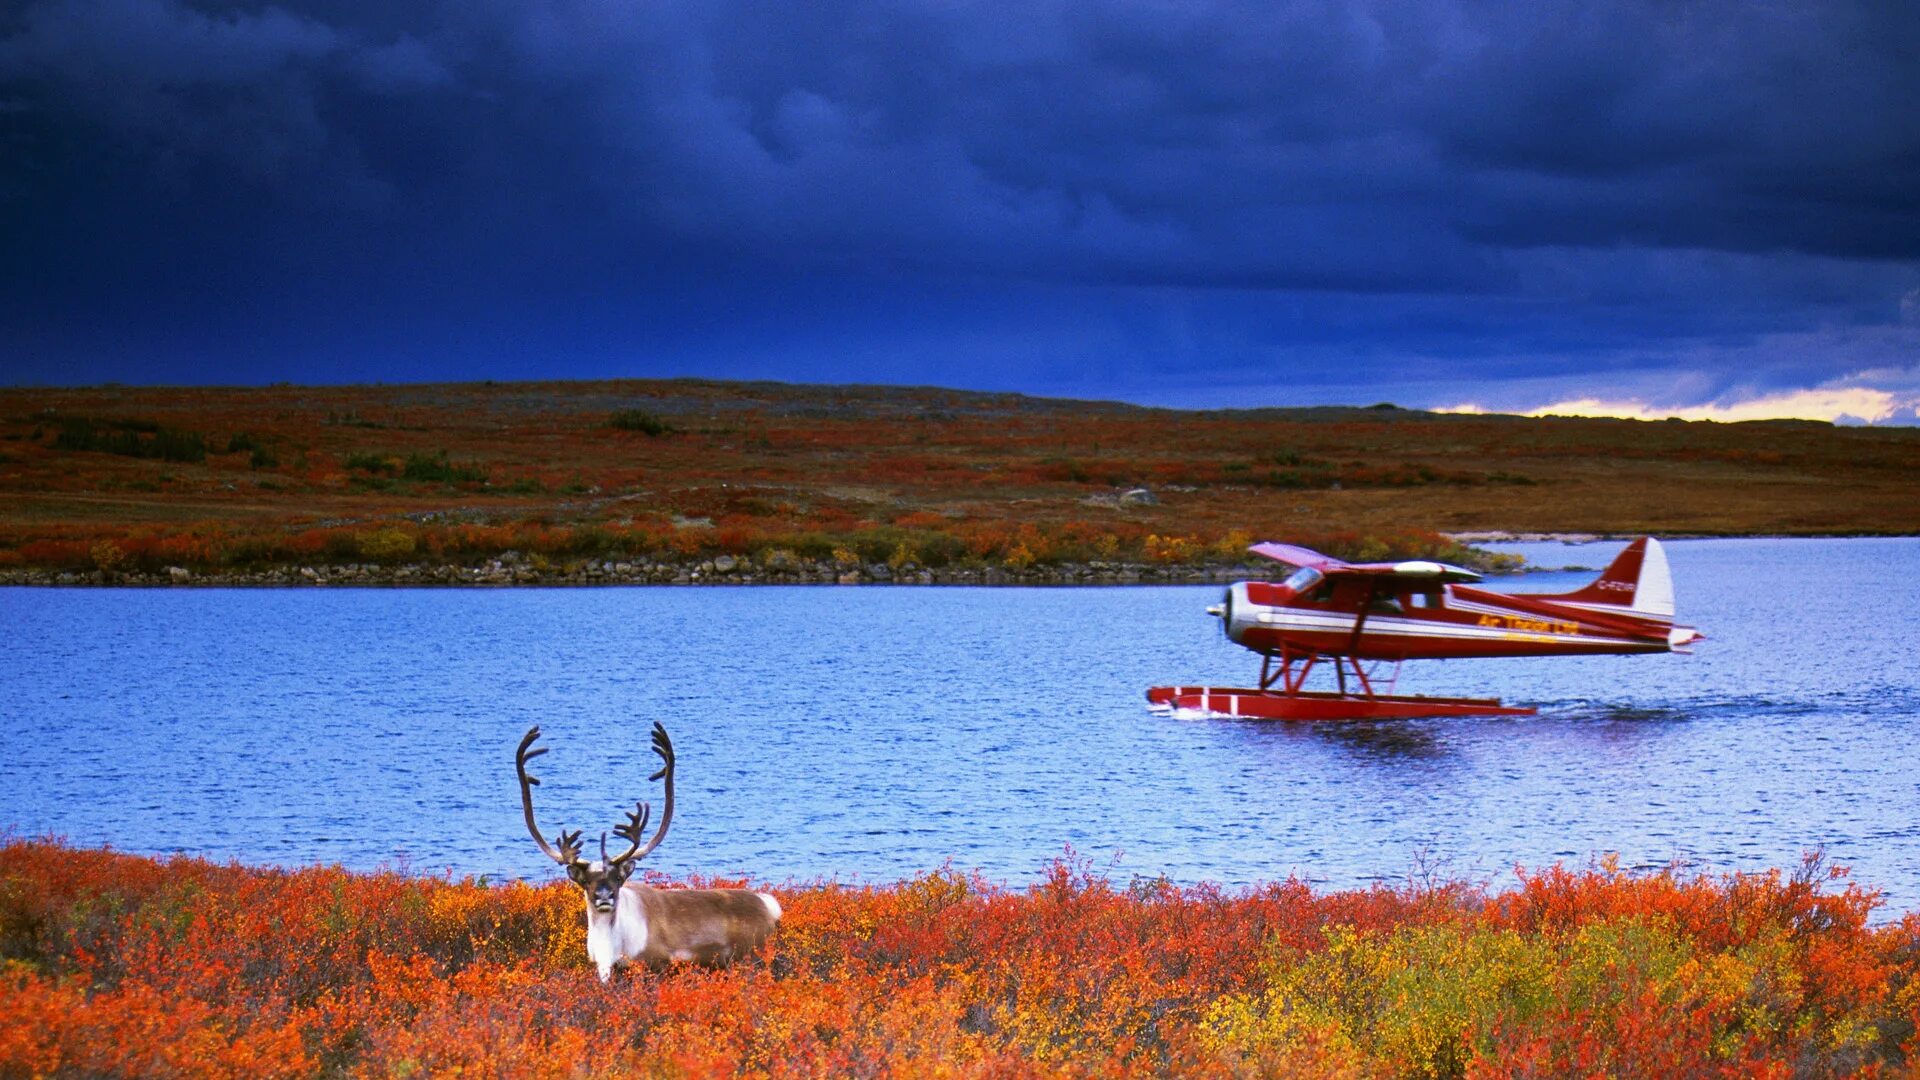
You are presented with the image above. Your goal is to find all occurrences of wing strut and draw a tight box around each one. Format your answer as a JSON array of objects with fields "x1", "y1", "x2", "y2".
[{"x1": 1345, "y1": 578, "x2": 1379, "y2": 656}]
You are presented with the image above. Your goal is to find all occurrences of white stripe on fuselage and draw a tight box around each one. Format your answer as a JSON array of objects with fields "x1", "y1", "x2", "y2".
[
  {"x1": 1537, "y1": 600, "x2": 1675, "y2": 622},
  {"x1": 1444, "y1": 595, "x2": 1668, "y2": 628},
  {"x1": 1445, "y1": 590, "x2": 1664, "y2": 617},
  {"x1": 1445, "y1": 598, "x2": 1678, "y2": 644}
]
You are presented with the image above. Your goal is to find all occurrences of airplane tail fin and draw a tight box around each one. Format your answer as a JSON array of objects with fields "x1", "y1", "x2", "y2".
[
  {"x1": 1533, "y1": 537, "x2": 1701, "y2": 649},
  {"x1": 1545, "y1": 537, "x2": 1675, "y2": 619}
]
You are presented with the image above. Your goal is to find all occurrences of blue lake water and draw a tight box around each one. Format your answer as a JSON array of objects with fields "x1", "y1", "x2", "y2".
[{"x1": 2, "y1": 538, "x2": 1917, "y2": 912}]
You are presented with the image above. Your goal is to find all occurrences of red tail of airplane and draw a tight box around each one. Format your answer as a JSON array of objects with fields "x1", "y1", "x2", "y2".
[
  {"x1": 1532, "y1": 536, "x2": 1675, "y2": 619},
  {"x1": 1521, "y1": 537, "x2": 1701, "y2": 649}
]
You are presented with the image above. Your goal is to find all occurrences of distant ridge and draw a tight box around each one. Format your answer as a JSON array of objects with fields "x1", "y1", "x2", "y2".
[{"x1": 1, "y1": 377, "x2": 1915, "y2": 584}]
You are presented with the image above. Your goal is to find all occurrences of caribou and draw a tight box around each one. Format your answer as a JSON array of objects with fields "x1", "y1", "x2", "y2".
[{"x1": 515, "y1": 722, "x2": 780, "y2": 979}]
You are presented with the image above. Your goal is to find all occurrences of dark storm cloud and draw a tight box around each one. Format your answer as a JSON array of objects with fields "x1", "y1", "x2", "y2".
[{"x1": 1, "y1": 0, "x2": 1917, "y2": 413}]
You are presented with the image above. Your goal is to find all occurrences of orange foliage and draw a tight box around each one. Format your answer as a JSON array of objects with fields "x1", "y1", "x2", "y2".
[{"x1": 0, "y1": 841, "x2": 1915, "y2": 1078}]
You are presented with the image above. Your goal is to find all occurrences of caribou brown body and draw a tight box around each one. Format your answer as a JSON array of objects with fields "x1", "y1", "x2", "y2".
[
  {"x1": 516, "y1": 723, "x2": 780, "y2": 979},
  {"x1": 591, "y1": 884, "x2": 781, "y2": 973}
]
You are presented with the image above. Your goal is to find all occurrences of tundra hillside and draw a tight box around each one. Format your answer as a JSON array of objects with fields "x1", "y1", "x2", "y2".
[
  {"x1": 1, "y1": 840, "x2": 1916, "y2": 1077},
  {"x1": 3, "y1": 381, "x2": 1916, "y2": 584}
]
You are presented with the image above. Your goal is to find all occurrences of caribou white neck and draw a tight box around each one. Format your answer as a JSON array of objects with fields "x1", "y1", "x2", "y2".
[{"x1": 585, "y1": 881, "x2": 649, "y2": 981}]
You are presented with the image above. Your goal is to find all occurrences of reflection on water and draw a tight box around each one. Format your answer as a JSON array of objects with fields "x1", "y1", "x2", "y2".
[
  {"x1": 1, "y1": 537, "x2": 1917, "y2": 915},
  {"x1": 1305, "y1": 719, "x2": 1451, "y2": 761},
  {"x1": 1558, "y1": 705, "x2": 1690, "y2": 725}
]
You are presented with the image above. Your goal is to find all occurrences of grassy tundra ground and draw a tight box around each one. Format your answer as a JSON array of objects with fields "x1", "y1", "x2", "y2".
[
  {"x1": 1, "y1": 840, "x2": 1916, "y2": 1078},
  {"x1": 2, "y1": 380, "x2": 1917, "y2": 582}
]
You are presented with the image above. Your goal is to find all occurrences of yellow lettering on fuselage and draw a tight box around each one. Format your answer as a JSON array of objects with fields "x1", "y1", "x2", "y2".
[{"x1": 1476, "y1": 614, "x2": 1580, "y2": 635}]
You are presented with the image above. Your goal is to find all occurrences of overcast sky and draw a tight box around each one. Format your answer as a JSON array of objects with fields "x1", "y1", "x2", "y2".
[{"x1": 2, "y1": 0, "x2": 1917, "y2": 420}]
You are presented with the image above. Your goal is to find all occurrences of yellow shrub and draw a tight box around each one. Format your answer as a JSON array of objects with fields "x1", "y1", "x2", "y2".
[
  {"x1": 89, "y1": 540, "x2": 127, "y2": 572},
  {"x1": 357, "y1": 528, "x2": 416, "y2": 562},
  {"x1": 1204, "y1": 919, "x2": 1742, "y2": 1079},
  {"x1": 1211, "y1": 530, "x2": 1254, "y2": 560}
]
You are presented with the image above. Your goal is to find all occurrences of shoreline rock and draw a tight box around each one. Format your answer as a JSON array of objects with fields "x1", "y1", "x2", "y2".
[{"x1": 0, "y1": 558, "x2": 1266, "y2": 588}]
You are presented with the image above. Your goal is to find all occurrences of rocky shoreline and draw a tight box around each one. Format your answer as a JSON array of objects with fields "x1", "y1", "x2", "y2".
[{"x1": 0, "y1": 555, "x2": 1266, "y2": 588}]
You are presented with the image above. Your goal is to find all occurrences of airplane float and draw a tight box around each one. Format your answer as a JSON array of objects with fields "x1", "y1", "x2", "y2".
[{"x1": 1147, "y1": 536, "x2": 1702, "y2": 720}]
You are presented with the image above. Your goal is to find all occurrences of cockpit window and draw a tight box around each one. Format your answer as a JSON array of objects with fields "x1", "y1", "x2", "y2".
[{"x1": 1282, "y1": 567, "x2": 1323, "y2": 593}]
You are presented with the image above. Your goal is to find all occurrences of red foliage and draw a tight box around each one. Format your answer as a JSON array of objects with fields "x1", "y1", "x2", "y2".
[{"x1": 0, "y1": 841, "x2": 1914, "y2": 1077}]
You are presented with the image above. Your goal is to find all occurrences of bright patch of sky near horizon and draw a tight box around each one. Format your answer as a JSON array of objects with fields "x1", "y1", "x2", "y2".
[
  {"x1": 1, "y1": 1, "x2": 1917, "y2": 422},
  {"x1": 1440, "y1": 384, "x2": 1920, "y2": 426}
]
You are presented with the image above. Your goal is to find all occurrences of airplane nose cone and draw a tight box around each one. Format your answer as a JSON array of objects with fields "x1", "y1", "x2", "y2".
[{"x1": 1215, "y1": 586, "x2": 1247, "y2": 644}]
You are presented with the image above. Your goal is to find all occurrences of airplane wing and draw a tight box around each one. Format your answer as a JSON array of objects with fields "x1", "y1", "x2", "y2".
[
  {"x1": 1249, "y1": 542, "x2": 1482, "y2": 584},
  {"x1": 1248, "y1": 542, "x2": 1349, "y2": 570},
  {"x1": 1345, "y1": 559, "x2": 1484, "y2": 583}
]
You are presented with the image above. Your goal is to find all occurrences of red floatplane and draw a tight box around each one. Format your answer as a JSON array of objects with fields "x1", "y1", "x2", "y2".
[{"x1": 1147, "y1": 536, "x2": 1702, "y2": 721}]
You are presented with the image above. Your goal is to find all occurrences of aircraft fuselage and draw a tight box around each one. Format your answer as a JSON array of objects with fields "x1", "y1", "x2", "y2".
[{"x1": 1219, "y1": 577, "x2": 1688, "y2": 661}]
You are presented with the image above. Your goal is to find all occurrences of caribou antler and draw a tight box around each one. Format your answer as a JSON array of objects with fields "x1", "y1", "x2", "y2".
[
  {"x1": 602, "y1": 800, "x2": 651, "y2": 862},
  {"x1": 605, "y1": 722, "x2": 675, "y2": 867},
  {"x1": 515, "y1": 726, "x2": 583, "y2": 865}
]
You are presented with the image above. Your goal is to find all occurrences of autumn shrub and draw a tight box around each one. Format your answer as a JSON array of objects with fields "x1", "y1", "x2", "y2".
[
  {"x1": 761, "y1": 530, "x2": 829, "y2": 562},
  {"x1": 16, "y1": 539, "x2": 94, "y2": 570},
  {"x1": 0, "y1": 840, "x2": 1913, "y2": 1078},
  {"x1": 1032, "y1": 456, "x2": 1133, "y2": 485},
  {"x1": 1143, "y1": 533, "x2": 1199, "y2": 564},
  {"x1": 711, "y1": 517, "x2": 765, "y2": 556},
  {"x1": 401, "y1": 450, "x2": 488, "y2": 486},
  {"x1": 609, "y1": 409, "x2": 674, "y2": 436},
  {"x1": 51, "y1": 417, "x2": 206, "y2": 463},
  {"x1": 846, "y1": 527, "x2": 910, "y2": 565},
  {"x1": 357, "y1": 527, "x2": 417, "y2": 563},
  {"x1": 914, "y1": 531, "x2": 969, "y2": 568},
  {"x1": 88, "y1": 540, "x2": 126, "y2": 574},
  {"x1": 561, "y1": 524, "x2": 619, "y2": 557},
  {"x1": 0, "y1": 508, "x2": 1504, "y2": 579},
  {"x1": 1205, "y1": 916, "x2": 1831, "y2": 1077}
]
